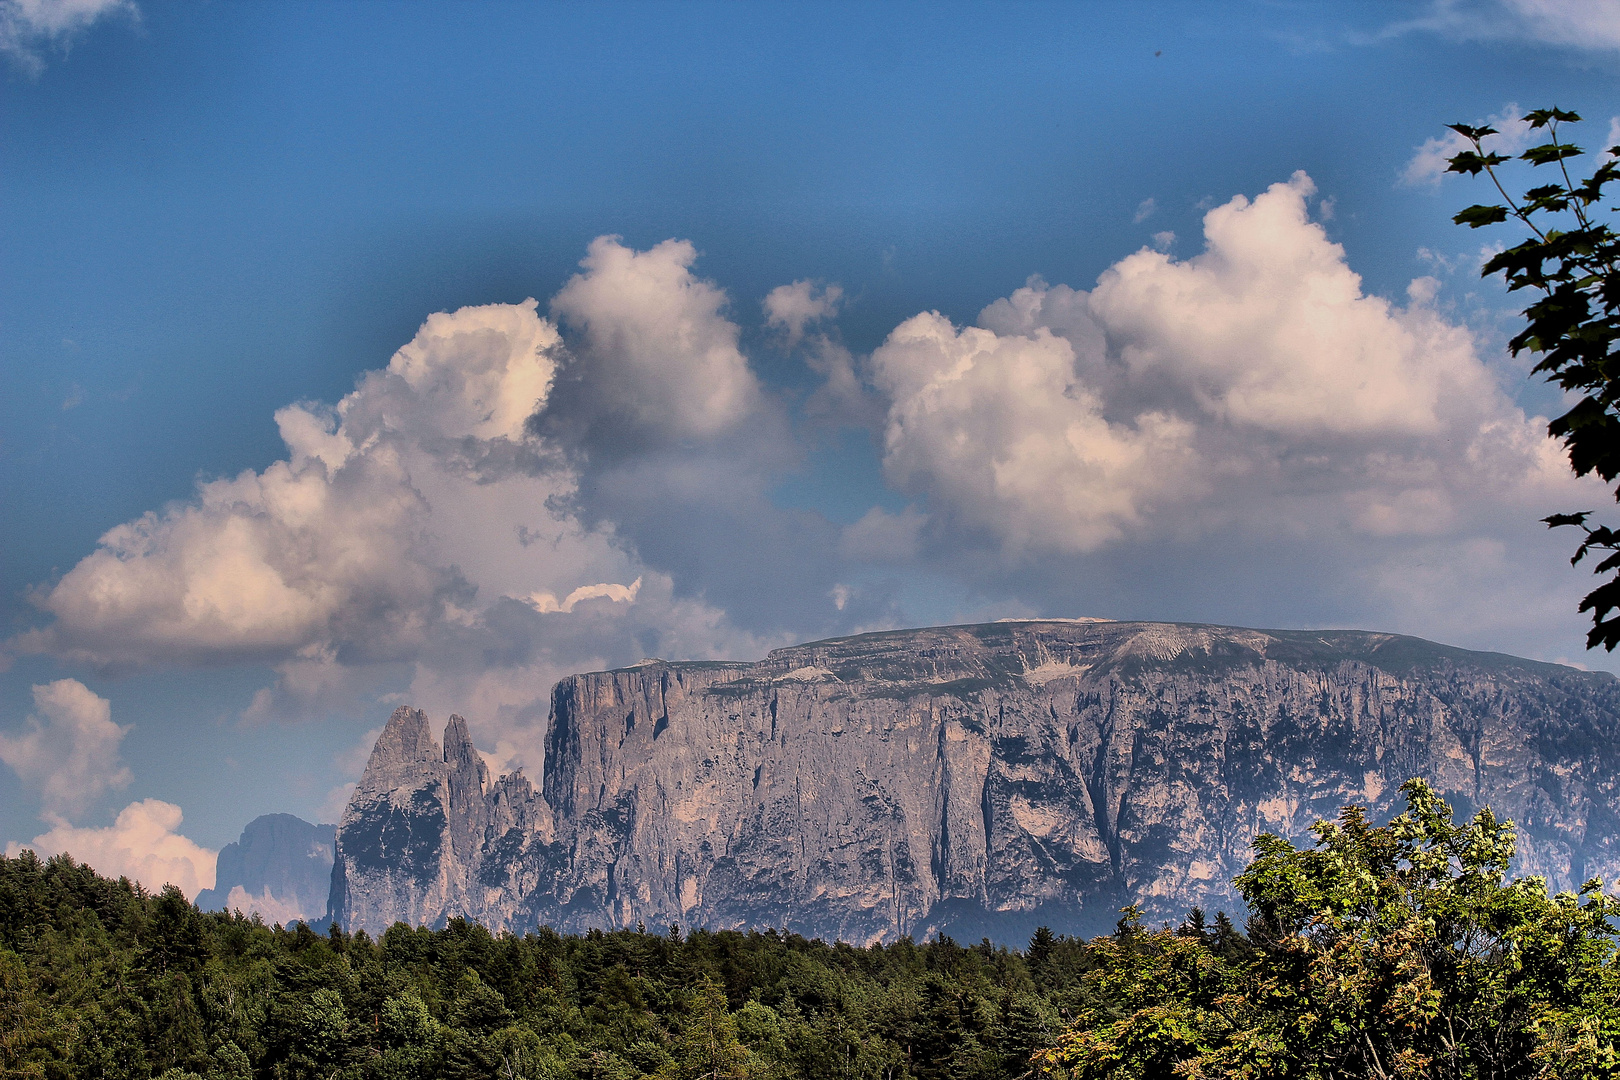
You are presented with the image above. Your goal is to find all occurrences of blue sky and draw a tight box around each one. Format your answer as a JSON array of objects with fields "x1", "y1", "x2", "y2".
[{"x1": 3, "y1": 0, "x2": 1620, "y2": 901}]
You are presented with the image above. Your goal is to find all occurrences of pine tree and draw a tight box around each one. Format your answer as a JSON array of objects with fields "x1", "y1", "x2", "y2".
[{"x1": 661, "y1": 977, "x2": 751, "y2": 1080}]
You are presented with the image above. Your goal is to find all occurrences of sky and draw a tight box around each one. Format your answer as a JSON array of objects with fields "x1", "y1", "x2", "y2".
[{"x1": 4, "y1": 0, "x2": 1620, "y2": 901}]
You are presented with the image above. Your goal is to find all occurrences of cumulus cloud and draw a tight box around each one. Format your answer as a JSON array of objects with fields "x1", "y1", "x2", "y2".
[
  {"x1": 0, "y1": 0, "x2": 134, "y2": 73},
  {"x1": 9, "y1": 799, "x2": 216, "y2": 899},
  {"x1": 0, "y1": 680, "x2": 130, "y2": 822},
  {"x1": 543, "y1": 237, "x2": 763, "y2": 455},
  {"x1": 871, "y1": 313, "x2": 1198, "y2": 555},
  {"x1": 16, "y1": 285, "x2": 768, "y2": 768},
  {"x1": 862, "y1": 171, "x2": 1592, "y2": 572},
  {"x1": 20, "y1": 300, "x2": 570, "y2": 669},
  {"x1": 535, "y1": 240, "x2": 860, "y2": 641},
  {"x1": 764, "y1": 280, "x2": 843, "y2": 347},
  {"x1": 1403, "y1": 103, "x2": 1533, "y2": 187},
  {"x1": 804, "y1": 337, "x2": 886, "y2": 429}
]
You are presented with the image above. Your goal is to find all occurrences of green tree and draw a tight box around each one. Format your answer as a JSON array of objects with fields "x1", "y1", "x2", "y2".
[
  {"x1": 661, "y1": 977, "x2": 752, "y2": 1080},
  {"x1": 1447, "y1": 108, "x2": 1620, "y2": 648},
  {"x1": 1037, "y1": 781, "x2": 1620, "y2": 1079},
  {"x1": 1033, "y1": 910, "x2": 1241, "y2": 1080},
  {"x1": 0, "y1": 950, "x2": 53, "y2": 1079},
  {"x1": 1227, "y1": 780, "x2": 1620, "y2": 1077},
  {"x1": 202, "y1": 1041, "x2": 250, "y2": 1080}
]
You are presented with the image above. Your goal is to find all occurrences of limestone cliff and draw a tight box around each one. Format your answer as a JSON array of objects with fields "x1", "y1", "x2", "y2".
[
  {"x1": 195, "y1": 814, "x2": 335, "y2": 923},
  {"x1": 331, "y1": 621, "x2": 1620, "y2": 942}
]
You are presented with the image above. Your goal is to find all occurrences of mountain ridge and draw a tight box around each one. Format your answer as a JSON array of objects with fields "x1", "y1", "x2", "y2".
[
  {"x1": 195, "y1": 813, "x2": 335, "y2": 923},
  {"x1": 329, "y1": 619, "x2": 1620, "y2": 943}
]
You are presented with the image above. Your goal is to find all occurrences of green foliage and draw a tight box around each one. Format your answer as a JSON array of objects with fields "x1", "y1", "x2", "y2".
[
  {"x1": 0, "y1": 849, "x2": 1111, "y2": 1079},
  {"x1": 1036, "y1": 780, "x2": 1620, "y2": 1079},
  {"x1": 9, "y1": 783, "x2": 1618, "y2": 1078},
  {"x1": 1446, "y1": 109, "x2": 1620, "y2": 649},
  {"x1": 657, "y1": 978, "x2": 750, "y2": 1080}
]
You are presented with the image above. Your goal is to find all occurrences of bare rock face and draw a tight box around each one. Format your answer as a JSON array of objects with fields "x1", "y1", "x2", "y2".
[
  {"x1": 331, "y1": 621, "x2": 1620, "y2": 943},
  {"x1": 195, "y1": 814, "x2": 334, "y2": 923},
  {"x1": 328, "y1": 707, "x2": 553, "y2": 931}
]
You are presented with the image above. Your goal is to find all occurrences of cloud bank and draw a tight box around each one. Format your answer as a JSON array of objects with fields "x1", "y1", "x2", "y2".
[
  {"x1": 9, "y1": 800, "x2": 216, "y2": 899},
  {"x1": 12, "y1": 176, "x2": 1606, "y2": 801},
  {"x1": 867, "y1": 173, "x2": 1579, "y2": 566}
]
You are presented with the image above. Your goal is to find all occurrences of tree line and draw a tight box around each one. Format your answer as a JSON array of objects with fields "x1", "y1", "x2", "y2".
[{"x1": 0, "y1": 780, "x2": 1615, "y2": 1078}]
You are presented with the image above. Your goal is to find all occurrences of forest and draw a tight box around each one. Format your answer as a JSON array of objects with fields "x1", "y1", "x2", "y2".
[{"x1": 0, "y1": 781, "x2": 1616, "y2": 1079}]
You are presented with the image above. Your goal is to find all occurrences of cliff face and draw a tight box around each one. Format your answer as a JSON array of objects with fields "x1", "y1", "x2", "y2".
[
  {"x1": 331, "y1": 621, "x2": 1620, "y2": 942},
  {"x1": 329, "y1": 709, "x2": 550, "y2": 932},
  {"x1": 195, "y1": 814, "x2": 335, "y2": 923}
]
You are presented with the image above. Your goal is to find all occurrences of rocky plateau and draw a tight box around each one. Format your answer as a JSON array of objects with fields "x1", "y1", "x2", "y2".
[{"x1": 329, "y1": 620, "x2": 1620, "y2": 943}]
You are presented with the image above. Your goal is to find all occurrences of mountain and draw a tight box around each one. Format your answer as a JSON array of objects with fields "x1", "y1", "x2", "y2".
[
  {"x1": 329, "y1": 620, "x2": 1620, "y2": 943},
  {"x1": 195, "y1": 813, "x2": 336, "y2": 924}
]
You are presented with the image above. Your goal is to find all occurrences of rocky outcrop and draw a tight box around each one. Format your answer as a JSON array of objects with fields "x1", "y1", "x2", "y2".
[
  {"x1": 328, "y1": 708, "x2": 551, "y2": 931},
  {"x1": 330, "y1": 621, "x2": 1620, "y2": 943},
  {"x1": 195, "y1": 814, "x2": 335, "y2": 923}
]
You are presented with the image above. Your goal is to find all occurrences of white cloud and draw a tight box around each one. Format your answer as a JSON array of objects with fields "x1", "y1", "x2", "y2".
[
  {"x1": 0, "y1": 680, "x2": 130, "y2": 822},
  {"x1": 804, "y1": 336, "x2": 885, "y2": 428},
  {"x1": 0, "y1": 0, "x2": 133, "y2": 74},
  {"x1": 18, "y1": 299, "x2": 576, "y2": 668},
  {"x1": 1087, "y1": 173, "x2": 1494, "y2": 438},
  {"x1": 1133, "y1": 198, "x2": 1157, "y2": 224},
  {"x1": 20, "y1": 299, "x2": 609, "y2": 671},
  {"x1": 536, "y1": 241, "x2": 852, "y2": 640},
  {"x1": 1385, "y1": 1, "x2": 1620, "y2": 52},
  {"x1": 9, "y1": 799, "x2": 216, "y2": 900},
  {"x1": 524, "y1": 577, "x2": 641, "y2": 614},
  {"x1": 0, "y1": 687, "x2": 214, "y2": 901},
  {"x1": 16, "y1": 277, "x2": 765, "y2": 765},
  {"x1": 1403, "y1": 103, "x2": 1532, "y2": 187},
  {"x1": 549, "y1": 237, "x2": 763, "y2": 448},
  {"x1": 764, "y1": 280, "x2": 843, "y2": 347},
  {"x1": 870, "y1": 313, "x2": 1198, "y2": 555},
  {"x1": 867, "y1": 171, "x2": 1592, "y2": 565},
  {"x1": 1475, "y1": 0, "x2": 1620, "y2": 47}
]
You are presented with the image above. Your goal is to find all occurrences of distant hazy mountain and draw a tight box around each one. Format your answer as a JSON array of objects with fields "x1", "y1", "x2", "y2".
[
  {"x1": 329, "y1": 621, "x2": 1620, "y2": 943},
  {"x1": 196, "y1": 813, "x2": 335, "y2": 924}
]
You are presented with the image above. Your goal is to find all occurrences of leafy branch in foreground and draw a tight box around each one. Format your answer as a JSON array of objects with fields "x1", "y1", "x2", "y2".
[{"x1": 1447, "y1": 108, "x2": 1620, "y2": 649}]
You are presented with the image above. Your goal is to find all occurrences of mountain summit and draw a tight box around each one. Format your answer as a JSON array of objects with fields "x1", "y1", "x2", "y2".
[
  {"x1": 329, "y1": 620, "x2": 1620, "y2": 942},
  {"x1": 195, "y1": 813, "x2": 335, "y2": 923}
]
